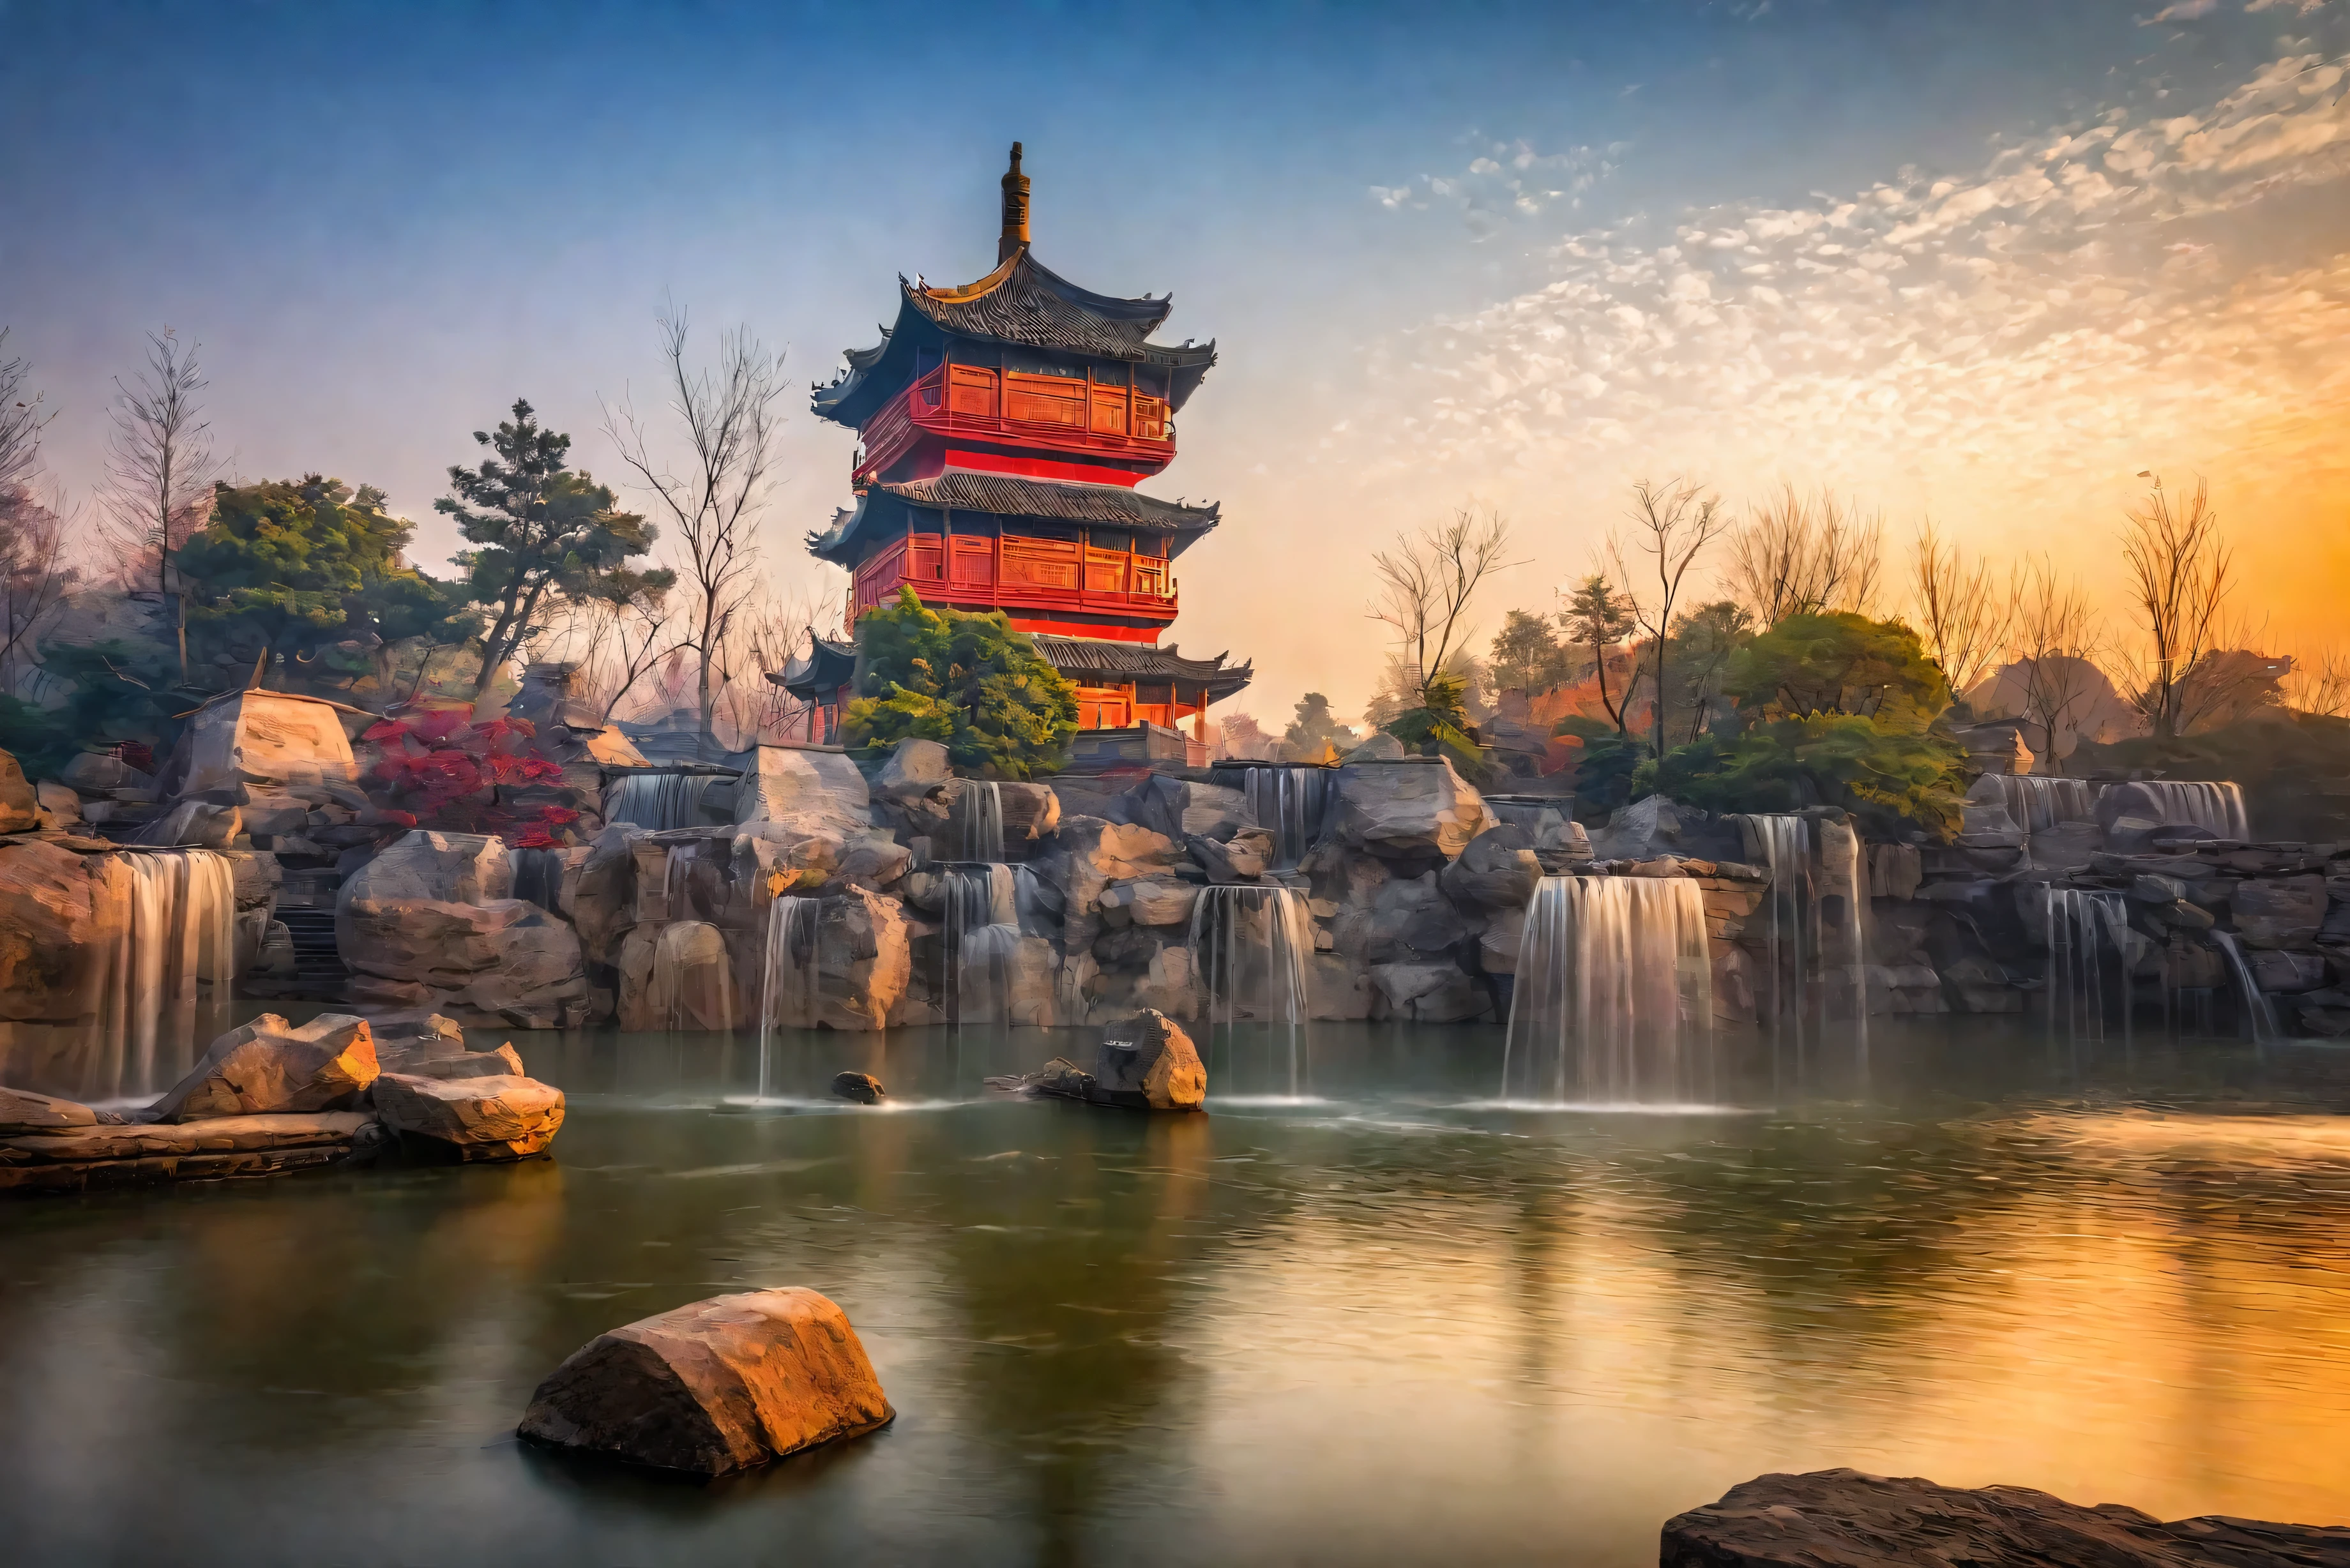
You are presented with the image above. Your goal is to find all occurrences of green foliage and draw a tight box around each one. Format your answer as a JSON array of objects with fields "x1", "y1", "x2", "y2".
[
  {"x1": 1724, "y1": 611, "x2": 1950, "y2": 723},
  {"x1": 1382, "y1": 668, "x2": 1492, "y2": 780},
  {"x1": 1561, "y1": 573, "x2": 1638, "y2": 730},
  {"x1": 436, "y1": 400, "x2": 671, "y2": 692},
  {"x1": 1659, "y1": 599, "x2": 1755, "y2": 744},
  {"x1": 0, "y1": 691, "x2": 77, "y2": 780},
  {"x1": 1555, "y1": 714, "x2": 1651, "y2": 821},
  {"x1": 178, "y1": 475, "x2": 476, "y2": 684},
  {"x1": 1488, "y1": 608, "x2": 1576, "y2": 694},
  {"x1": 34, "y1": 638, "x2": 188, "y2": 759},
  {"x1": 1649, "y1": 712, "x2": 1966, "y2": 839},
  {"x1": 840, "y1": 587, "x2": 1079, "y2": 779},
  {"x1": 1283, "y1": 691, "x2": 1356, "y2": 755}
]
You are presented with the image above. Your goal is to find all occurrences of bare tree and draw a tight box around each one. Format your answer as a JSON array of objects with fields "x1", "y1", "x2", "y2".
[
  {"x1": 0, "y1": 329, "x2": 54, "y2": 500},
  {"x1": 2009, "y1": 559, "x2": 2105, "y2": 769},
  {"x1": 1367, "y1": 506, "x2": 1513, "y2": 725},
  {"x1": 605, "y1": 310, "x2": 787, "y2": 758},
  {"x1": 103, "y1": 330, "x2": 216, "y2": 601},
  {"x1": 1724, "y1": 483, "x2": 1883, "y2": 626},
  {"x1": 1909, "y1": 519, "x2": 2013, "y2": 705},
  {"x1": 2286, "y1": 648, "x2": 2350, "y2": 719},
  {"x1": 709, "y1": 584, "x2": 823, "y2": 747},
  {"x1": 1607, "y1": 479, "x2": 1733, "y2": 755},
  {"x1": 0, "y1": 482, "x2": 75, "y2": 690},
  {"x1": 2118, "y1": 474, "x2": 2233, "y2": 740}
]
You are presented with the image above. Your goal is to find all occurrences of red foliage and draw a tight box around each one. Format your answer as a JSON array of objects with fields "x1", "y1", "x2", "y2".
[{"x1": 361, "y1": 712, "x2": 575, "y2": 843}]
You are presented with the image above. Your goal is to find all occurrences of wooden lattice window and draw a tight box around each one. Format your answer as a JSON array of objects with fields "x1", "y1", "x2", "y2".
[
  {"x1": 1001, "y1": 536, "x2": 1079, "y2": 589},
  {"x1": 1089, "y1": 384, "x2": 1128, "y2": 435},
  {"x1": 1132, "y1": 395, "x2": 1169, "y2": 441},
  {"x1": 946, "y1": 365, "x2": 997, "y2": 418},
  {"x1": 950, "y1": 536, "x2": 994, "y2": 585},
  {"x1": 1004, "y1": 372, "x2": 1085, "y2": 427}
]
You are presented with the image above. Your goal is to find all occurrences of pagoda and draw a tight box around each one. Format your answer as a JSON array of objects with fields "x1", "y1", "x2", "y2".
[{"x1": 787, "y1": 144, "x2": 1250, "y2": 756}]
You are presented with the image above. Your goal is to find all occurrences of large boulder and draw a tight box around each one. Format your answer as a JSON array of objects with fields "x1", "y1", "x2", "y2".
[
  {"x1": 743, "y1": 886, "x2": 912, "y2": 1032},
  {"x1": 1660, "y1": 1468, "x2": 2350, "y2": 1568},
  {"x1": 1588, "y1": 793, "x2": 1734, "y2": 863},
  {"x1": 1099, "y1": 877, "x2": 1198, "y2": 929},
  {"x1": 0, "y1": 839, "x2": 118, "y2": 1024},
  {"x1": 151, "y1": 1013, "x2": 379, "y2": 1122},
  {"x1": 1370, "y1": 961, "x2": 1487, "y2": 1022},
  {"x1": 874, "y1": 738, "x2": 951, "y2": 800},
  {"x1": 1090, "y1": 1008, "x2": 1206, "y2": 1112},
  {"x1": 338, "y1": 897, "x2": 589, "y2": 1029},
  {"x1": 1437, "y1": 824, "x2": 1542, "y2": 911},
  {"x1": 518, "y1": 1288, "x2": 893, "y2": 1475},
  {"x1": 0, "y1": 748, "x2": 38, "y2": 833},
  {"x1": 372, "y1": 1071, "x2": 564, "y2": 1160},
  {"x1": 1332, "y1": 759, "x2": 1487, "y2": 861},
  {"x1": 1112, "y1": 775, "x2": 1252, "y2": 843},
  {"x1": 176, "y1": 690, "x2": 360, "y2": 795},
  {"x1": 618, "y1": 920, "x2": 739, "y2": 1031},
  {"x1": 733, "y1": 745, "x2": 872, "y2": 830},
  {"x1": 341, "y1": 831, "x2": 513, "y2": 905}
]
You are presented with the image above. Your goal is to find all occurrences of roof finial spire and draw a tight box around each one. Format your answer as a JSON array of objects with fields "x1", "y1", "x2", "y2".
[{"x1": 999, "y1": 141, "x2": 1031, "y2": 264}]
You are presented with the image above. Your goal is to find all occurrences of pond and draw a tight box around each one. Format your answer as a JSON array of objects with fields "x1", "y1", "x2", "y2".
[{"x1": 4, "y1": 1020, "x2": 2349, "y2": 1566}]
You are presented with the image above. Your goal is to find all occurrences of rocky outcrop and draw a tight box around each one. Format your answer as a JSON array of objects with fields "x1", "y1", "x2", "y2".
[
  {"x1": 618, "y1": 919, "x2": 738, "y2": 1031},
  {"x1": 340, "y1": 896, "x2": 589, "y2": 1028},
  {"x1": 0, "y1": 748, "x2": 38, "y2": 833},
  {"x1": 831, "y1": 1071, "x2": 885, "y2": 1104},
  {"x1": 370, "y1": 1071, "x2": 564, "y2": 1161},
  {"x1": 150, "y1": 1013, "x2": 379, "y2": 1122},
  {"x1": 517, "y1": 1288, "x2": 893, "y2": 1475},
  {"x1": 1438, "y1": 824, "x2": 1542, "y2": 912},
  {"x1": 1090, "y1": 1009, "x2": 1206, "y2": 1111},
  {"x1": 342, "y1": 830, "x2": 513, "y2": 905},
  {"x1": 0, "y1": 1085, "x2": 99, "y2": 1133},
  {"x1": 1660, "y1": 1468, "x2": 2350, "y2": 1567},
  {"x1": 0, "y1": 1112, "x2": 374, "y2": 1194},
  {"x1": 174, "y1": 690, "x2": 361, "y2": 796},
  {"x1": 0, "y1": 838, "x2": 118, "y2": 1025},
  {"x1": 1332, "y1": 758, "x2": 1487, "y2": 861}
]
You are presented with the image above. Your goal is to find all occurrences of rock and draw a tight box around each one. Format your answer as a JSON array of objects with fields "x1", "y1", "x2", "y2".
[
  {"x1": 986, "y1": 1057, "x2": 1097, "y2": 1099},
  {"x1": 0, "y1": 749, "x2": 38, "y2": 834},
  {"x1": 1091, "y1": 1009, "x2": 1206, "y2": 1112},
  {"x1": 0, "y1": 1111, "x2": 374, "y2": 1193},
  {"x1": 2248, "y1": 949, "x2": 2326, "y2": 993},
  {"x1": 340, "y1": 830, "x2": 513, "y2": 905},
  {"x1": 517, "y1": 1288, "x2": 893, "y2": 1476},
  {"x1": 0, "y1": 839, "x2": 118, "y2": 1033},
  {"x1": 2157, "y1": 898, "x2": 2216, "y2": 930},
  {"x1": 176, "y1": 690, "x2": 360, "y2": 795},
  {"x1": 1956, "y1": 720, "x2": 2034, "y2": 775},
  {"x1": 2103, "y1": 814, "x2": 2164, "y2": 855},
  {"x1": 1058, "y1": 818, "x2": 1183, "y2": 882},
  {"x1": 619, "y1": 920, "x2": 738, "y2": 1031},
  {"x1": 371, "y1": 1071, "x2": 564, "y2": 1160},
  {"x1": 568, "y1": 827, "x2": 636, "y2": 965},
  {"x1": 1344, "y1": 732, "x2": 1406, "y2": 762},
  {"x1": 2234, "y1": 875, "x2": 2326, "y2": 949},
  {"x1": 338, "y1": 896, "x2": 588, "y2": 1029},
  {"x1": 31, "y1": 780, "x2": 80, "y2": 829},
  {"x1": 151, "y1": 1013, "x2": 379, "y2": 1122},
  {"x1": 732, "y1": 745, "x2": 872, "y2": 829},
  {"x1": 831, "y1": 1071, "x2": 884, "y2": 1104},
  {"x1": 0, "y1": 1085, "x2": 98, "y2": 1133},
  {"x1": 2128, "y1": 873, "x2": 2191, "y2": 903},
  {"x1": 1307, "y1": 952, "x2": 1376, "y2": 1020},
  {"x1": 1333, "y1": 758, "x2": 1487, "y2": 861},
  {"x1": 1438, "y1": 824, "x2": 1542, "y2": 911},
  {"x1": 1659, "y1": 1468, "x2": 2350, "y2": 1568},
  {"x1": 1589, "y1": 793, "x2": 1718, "y2": 864},
  {"x1": 874, "y1": 738, "x2": 951, "y2": 799},
  {"x1": 59, "y1": 752, "x2": 151, "y2": 793},
  {"x1": 140, "y1": 800, "x2": 243, "y2": 848},
  {"x1": 363, "y1": 1010, "x2": 469, "y2": 1071},
  {"x1": 409, "y1": 1043, "x2": 524, "y2": 1080},
  {"x1": 1100, "y1": 877, "x2": 1198, "y2": 928},
  {"x1": 1370, "y1": 961, "x2": 1488, "y2": 1021},
  {"x1": 1186, "y1": 831, "x2": 1266, "y2": 884}
]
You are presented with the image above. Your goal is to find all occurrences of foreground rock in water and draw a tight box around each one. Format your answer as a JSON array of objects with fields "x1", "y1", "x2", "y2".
[
  {"x1": 518, "y1": 1288, "x2": 893, "y2": 1475},
  {"x1": 1660, "y1": 1469, "x2": 2350, "y2": 1567},
  {"x1": 151, "y1": 1013, "x2": 379, "y2": 1122},
  {"x1": 0, "y1": 1112, "x2": 374, "y2": 1193},
  {"x1": 371, "y1": 1072, "x2": 564, "y2": 1161},
  {"x1": 0, "y1": 1085, "x2": 99, "y2": 1133},
  {"x1": 986, "y1": 1009, "x2": 1205, "y2": 1112},
  {"x1": 831, "y1": 1071, "x2": 884, "y2": 1104}
]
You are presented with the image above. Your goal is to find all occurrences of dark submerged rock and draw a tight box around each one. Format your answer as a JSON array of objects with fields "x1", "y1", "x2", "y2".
[
  {"x1": 1661, "y1": 1468, "x2": 2350, "y2": 1567},
  {"x1": 831, "y1": 1071, "x2": 885, "y2": 1104}
]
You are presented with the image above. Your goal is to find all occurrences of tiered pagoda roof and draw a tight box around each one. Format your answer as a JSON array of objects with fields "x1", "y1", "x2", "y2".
[
  {"x1": 813, "y1": 249, "x2": 1219, "y2": 430},
  {"x1": 807, "y1": 472, "x2": 1220, "y2": 567},
  {"x1": 1026, "y1": 633, "x2": 1254, "y2": 702}
]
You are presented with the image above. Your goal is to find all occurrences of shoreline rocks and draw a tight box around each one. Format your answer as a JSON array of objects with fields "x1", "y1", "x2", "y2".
[
  {"x1": 519, "y1": 1287, "x2": 893, "y2": 1475},
  {"x1": 1662, "y1": 1468, "x2": 2350, "y2": 1567}
]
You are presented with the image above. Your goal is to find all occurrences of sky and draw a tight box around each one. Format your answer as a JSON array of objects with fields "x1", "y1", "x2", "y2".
[{"x1": 3, "y1": 0, "x2": 2347, "y2": 727}]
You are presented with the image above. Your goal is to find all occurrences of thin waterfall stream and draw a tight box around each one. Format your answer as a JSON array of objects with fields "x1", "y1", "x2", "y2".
[
  {"x1": 1189, "y1": 884, "x2": 1313, "y2": 1099},
  {"x1": 1500, "y1": 875, "x2": 1715, "y2": 1106},
  {"x1": 91, "y1": 848, "x2": 238, "y2": 1104}
]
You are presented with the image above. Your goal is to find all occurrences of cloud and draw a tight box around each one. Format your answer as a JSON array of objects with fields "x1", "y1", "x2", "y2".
[
  {"x1": 1368, "y1": 140, "x2": 1625, "y2": 237},
  {"x1": 2145, "y1": 0, "x2": 2218, "y2": 20},
  {"x1": 2245, "y1": 0, "x2": 2326, "y2": 14},
  {"x1": 1335, "y1": 52, "x2": 2350, "y2": 555}
]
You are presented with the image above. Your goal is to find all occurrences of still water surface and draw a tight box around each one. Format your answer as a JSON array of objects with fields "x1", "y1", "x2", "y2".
[{"x1": 3, "y1": 1021, "x2": 2349, "y2": 1566}]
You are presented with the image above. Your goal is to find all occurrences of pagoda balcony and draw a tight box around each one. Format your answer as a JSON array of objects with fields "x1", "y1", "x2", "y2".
[
  {"x1": 854, "y1": 365, "x2": 1176, "y2": 486},
  {"x1": 849, "y1": 533, "x2": 1178, "y2": 638}
]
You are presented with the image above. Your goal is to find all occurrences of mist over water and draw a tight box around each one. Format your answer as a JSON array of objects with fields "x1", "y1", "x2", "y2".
[{"x1": 4, "y1": 1019, "x2": 2348, "y2": 1566}]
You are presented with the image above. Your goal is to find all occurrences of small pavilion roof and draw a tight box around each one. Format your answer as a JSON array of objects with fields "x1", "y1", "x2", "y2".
[
  {"x1": 769, "y1": 634, "x2": 859, "y2": 698},
  {"x1": 1028, "y1": 634, "x2": 1254, "y2": 701}
]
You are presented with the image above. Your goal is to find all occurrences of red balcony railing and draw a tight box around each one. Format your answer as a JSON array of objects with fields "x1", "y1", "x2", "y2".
[
  {"x1": 850, "y1": 536, "x2": 1178, "y2": 628},
  {"x1": 854, "y1": 365, "x2": 1176, "y2": 484}
]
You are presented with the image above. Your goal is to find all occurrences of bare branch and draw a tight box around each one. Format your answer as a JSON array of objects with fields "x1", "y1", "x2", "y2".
[
  {"x1": 2118, "y1": 473, "x2": 2233, "y2": 740},
  {"x1": 1367, "y1": 506, "x2": 1514, "y2": 722},
  {"x1": 0, "y1": 329, "x2": 56, "y2": 499},
  {"x1": 101, "y1": 329, "x2": 215, "y2": 598},
  {"x1": 1725, "y1": 483, "x2": 1883, "y2": 626},
  {"x1": 1606, "y1": 478, "x2": 1732, "y2": 755},
  {"x1": 1908, "y1": 518, "x2": 2013, "y2": 704}
]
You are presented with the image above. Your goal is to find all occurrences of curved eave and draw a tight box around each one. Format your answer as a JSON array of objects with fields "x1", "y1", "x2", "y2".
[{"x1": 805, "y1": 478, "x2": 1221, "y2": 569}]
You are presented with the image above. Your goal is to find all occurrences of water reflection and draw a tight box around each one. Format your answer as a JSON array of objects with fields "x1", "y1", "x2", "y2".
[{"x1": 0, "y1": 1020, "x2": 2346, "y2": 1565}]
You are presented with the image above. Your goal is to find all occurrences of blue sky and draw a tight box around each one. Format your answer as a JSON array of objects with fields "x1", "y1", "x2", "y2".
[{"x1": 4, "y1": 0, "x2": 2346, "y2": 720}]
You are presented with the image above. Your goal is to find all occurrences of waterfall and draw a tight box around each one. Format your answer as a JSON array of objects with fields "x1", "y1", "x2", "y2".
[
  {"x1": 91, "y1": 848, "x2": 237, "y2": 1103},
  {"x1": 2140, "y1": 780, "x2": 2250, "y2": 840},
  {"x1": 2210, "y1": 930, "x2": 2278, "y2": 1043},
  {"x1": 1821, "y1": 816, "x2": 1869, "y2": 1073},
  {"x1": 604, "y1": 771, "x2": 716, "y2": 831},
  {"x1": 2043, "y1": 888, "x2": 2135, "y2": 1046},
  {"x1": 939, "y1": 861, "x2": 1033, "y2": 1024},
  {"x1": 1977, "y1": 775, "x2": 2107, "y2": 833},
  {"x1": 1237, "y1": 765, "x2": 1335, "y2": 871},
  {"x1": 1189, "y1": 884, "x2": 1313, "y2": 1097},
  {"x1": 648, "y1": 919, "x2": 733, "y2": 1031},
  {"x1": 757, "y1": 896, "x2": 822, "y2": 1094},
  {"x1": 955, "y1": 781, "x2": 1005, "y2": 863},
  {"x1": 1730, "y1": 814, "x2": 1814, "y2": 1063},
  {"x1": 507, "y1": 847, "x2": 565, "y2": 912},
  {"x1": 1500, "y1": 875, "x2": 1714, "y2": 1106}
]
